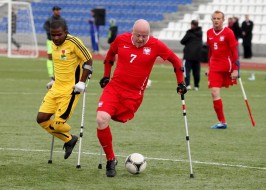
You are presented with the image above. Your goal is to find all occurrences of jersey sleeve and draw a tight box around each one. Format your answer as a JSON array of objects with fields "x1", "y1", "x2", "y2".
[
  {"x1": 156, "y1": 40, "x2": 184, "y2": 84},
  {"x1": 72, "y1": 37, "x2": 92, "y2": 62},
  {"x1": 103, "y1": 37, "x2": 120, "y2": 77},
  {"x1": 167, "y1": 52, "x2": 184, "y2": 84},
  {"x1": 155, "y1": 40, "x2": 173, "y2": 60},
  {"x1": 105, "y1": 37, "x2": 118, "y2": 62}
]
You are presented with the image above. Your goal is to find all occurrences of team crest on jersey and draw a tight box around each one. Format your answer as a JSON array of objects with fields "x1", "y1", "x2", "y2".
[
  {"x1": 219, "y1": 36, "x2": 225, "y2": 41},
  {"x1": 61, "y1": 49, "x2": 67, "y2": 60},
  {"x1": 143, "y1": 47, "x2": 151, "y2": 55}
]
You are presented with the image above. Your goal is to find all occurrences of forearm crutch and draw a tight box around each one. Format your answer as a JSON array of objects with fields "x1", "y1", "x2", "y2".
[
  {"x1": 76, "y1": 79, "x2": 90, "y2": 168},
  {"x1": 98, "y1": 146, "x2": 103, "y2": 169},
  {"x1": 180, "y1": 94, "x2": 194, "y2": 178},
  {"x1": 238, "y1": 77, "x2": 256, "y2": 127},
  {"x1": 237, "y1": 61, "x2": 256, "y2": 127},
  {"x1": 48, "y1": 136, "x2": 54, "y2": 164}
]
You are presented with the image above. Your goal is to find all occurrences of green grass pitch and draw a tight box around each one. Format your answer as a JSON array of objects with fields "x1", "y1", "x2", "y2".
[{"x1": 0, "y1": 57, "x2": 265, "y2": 190}]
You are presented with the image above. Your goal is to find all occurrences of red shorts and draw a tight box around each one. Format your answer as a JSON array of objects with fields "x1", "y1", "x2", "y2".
[
  {"x1": 208, "y1": 71, "x2": 237, "y2": 88},
  {"x1": 97, "y1": 82, "x2": 144, "y2": 123}
]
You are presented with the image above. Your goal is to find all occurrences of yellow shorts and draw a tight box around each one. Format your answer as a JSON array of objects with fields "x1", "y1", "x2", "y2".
[
  {"x1": 46, "y1": 40, "x2": 53, "y2": 54},
  {"x1": 39, "y1": 90, "x2": 81, "y2": 122}
]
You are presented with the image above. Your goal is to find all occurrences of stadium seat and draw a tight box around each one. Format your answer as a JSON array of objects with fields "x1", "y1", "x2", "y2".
[
  {"x1": 253, "y1": 25, "x2": 261, "y2": 34},
  {"x1": 254, "y1": 15, "x2": 262, "y2": 23},
  {"x1": 241, "y1": 6, "x2": 248, "y2": 14},
  {"x1": 254, "y1": 0, "x2": 264, "y2": 4},
  {"x1": 252, "y1": 34, "x2": 260, "y2": 44},
  {"x1": 30, "y1": 0, "x2": 185, "y2": 37},
  {"x1": 261, "y1": 25, "x2": 266, "y2": 33},
  {"x1": 255, "y1": 6, "x2": 264, "y2": 13},
  {"x1": 30, "y1": 0, "x2": 266, "y2": 46},
  {"x1": 260, "y1": 34, "x2": 266, "y2": 42}
]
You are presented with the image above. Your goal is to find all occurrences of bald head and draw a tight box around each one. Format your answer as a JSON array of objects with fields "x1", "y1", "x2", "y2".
[
  {"x1": 132, "y1": 19, "x2": 150, "y2": 48},
  {"x1": 132, "y1": 19, "x2": 150, "y2": 34}
]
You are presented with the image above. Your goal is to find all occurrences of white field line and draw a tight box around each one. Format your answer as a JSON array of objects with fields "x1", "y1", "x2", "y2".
[{"x1": 0, "y1": 147, "x2": 265, "y2": 171}]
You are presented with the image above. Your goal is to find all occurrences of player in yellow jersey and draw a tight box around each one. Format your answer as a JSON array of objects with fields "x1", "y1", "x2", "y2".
[{"x1": 36, "y1": 20, "x2": 93, "y2": 159}]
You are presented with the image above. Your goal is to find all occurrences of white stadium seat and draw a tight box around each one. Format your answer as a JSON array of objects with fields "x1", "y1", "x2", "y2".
[
  {"x1": 252, "y1": 34, "x2": 260, "y2": 44},
  {"x1": 260, "y1": 34, "x2": 266, "y2": 42},
  {"x1": 156, "y1": 0, "x2": 266, "y2": 45}
]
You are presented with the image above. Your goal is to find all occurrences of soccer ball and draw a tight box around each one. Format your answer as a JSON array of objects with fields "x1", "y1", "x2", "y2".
[{"x1": 125, "y1": 153, "x2": 147, "y2": 174}]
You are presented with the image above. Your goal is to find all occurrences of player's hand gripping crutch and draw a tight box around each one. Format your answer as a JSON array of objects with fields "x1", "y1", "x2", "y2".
[
  {"x1": 76, "y1": 79, "x2": 90, "y2": 168},
  {"x1": 237, "y1": 61, "x2": 256, "y2": 127}
]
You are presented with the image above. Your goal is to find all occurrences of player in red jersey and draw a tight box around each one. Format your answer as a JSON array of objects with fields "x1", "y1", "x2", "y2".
[
  {"x1": 206, "y1": 10, "x2": 239, "y2": 129},
  {"x1": 96, "y1": 19, "x2": 187, "y2": 177}
]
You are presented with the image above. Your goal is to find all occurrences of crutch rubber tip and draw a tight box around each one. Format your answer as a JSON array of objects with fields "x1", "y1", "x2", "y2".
[
  {"x1": 98, "y1": 164, "x2": 102, "y2": 169},
  {"x1": 76, "y1": 165, "x2": 81, "y2": 169},
  {"x1": 48, "y1": 160, "x2": 52, "y2": 164},
  {"x1": 190, "y1": 174, "x2": 194, "y2": 178}
]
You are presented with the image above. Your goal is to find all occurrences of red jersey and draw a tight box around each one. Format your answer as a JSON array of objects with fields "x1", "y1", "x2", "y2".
[
  {"x1": 104, "y1": 33, "x2": 183, "y2": 91},
  {"x1": 207, "y1": 27, "x2": 238, "y2": 72}
]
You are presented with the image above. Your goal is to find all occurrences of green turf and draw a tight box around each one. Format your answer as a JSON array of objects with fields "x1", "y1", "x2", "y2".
[{"x1": 0, "y1": 57, "x2": 265, "y2": 190}]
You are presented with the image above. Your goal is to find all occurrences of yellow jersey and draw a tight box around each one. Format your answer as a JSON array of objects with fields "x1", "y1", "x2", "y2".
[{"x1": 51, "y1": 34, "x2": 92, "y2": 94}]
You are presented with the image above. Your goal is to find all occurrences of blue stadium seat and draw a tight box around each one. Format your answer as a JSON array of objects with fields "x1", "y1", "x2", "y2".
[{"x1": 31, "y1": 0, "x2": 186, "y2": 37}]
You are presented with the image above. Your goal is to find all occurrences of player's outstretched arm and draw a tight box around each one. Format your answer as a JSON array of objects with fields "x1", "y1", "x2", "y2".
[{"x1": 167, "y1": 52, "x2": 186, "y2": 95}]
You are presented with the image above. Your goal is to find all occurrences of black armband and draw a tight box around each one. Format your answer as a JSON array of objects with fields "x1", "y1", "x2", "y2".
[
  {"x1": 82, "y1": 64, "x2": 93, "y2": 73},
  {"x1": 174, "y1": 67, "x2": 184, "y2": 73},
  {"x1": 104, "y1": 60, "x2": 114, "y2": 65}
]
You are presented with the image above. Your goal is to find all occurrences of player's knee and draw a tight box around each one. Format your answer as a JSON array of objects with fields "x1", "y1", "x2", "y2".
[
  {"x1": 211, "y1": 89, "x2": 220, "y2": 99},
  {"x1": 96, "y1": 112, "x2": 110, "y2": 129},
  {"x1": 211, "y1": 91, "x2": 219, "y2": 99},
  {"x1": 36, "y1": 116, "x2": 43, "y2": 124},
  {"x1": 36, "y1": 113, "x2": 50, "y2": 124},
  {"x1": 53, "y1": 120, "x2": 71, "y2": 132}
]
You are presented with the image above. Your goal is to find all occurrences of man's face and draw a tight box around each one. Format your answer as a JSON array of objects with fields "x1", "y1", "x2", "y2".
[
  {"x1": 53, "y1": 9, "x2": 61, "y2": 16},
  {"x1": 211, "y1": 13, "x2": 224, "y2": 30},
  {"x1": 50, "y1": 27, "x2": 66, "y2": 46},
  {"x1": 132, "y1": 32, "x2": 149, "y2": 48}
]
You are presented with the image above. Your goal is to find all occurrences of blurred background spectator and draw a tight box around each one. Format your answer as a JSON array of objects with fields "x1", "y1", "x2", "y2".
[
  {"x1": 180, "y1": 19, "x2": 203, "y2": 91},
  {"x1": 107, "y1": 19, "x2": 118, "y2": 44}
]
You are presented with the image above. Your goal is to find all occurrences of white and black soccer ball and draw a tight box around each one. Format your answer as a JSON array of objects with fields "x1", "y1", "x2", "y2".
[{"x1": 125, "y1": 153, "x2": 147, "y2": 174}]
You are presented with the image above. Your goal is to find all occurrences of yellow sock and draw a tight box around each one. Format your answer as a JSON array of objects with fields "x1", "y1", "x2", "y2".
[{"x1": 39, "y1": 119, "x2": 72, "y2": 142}]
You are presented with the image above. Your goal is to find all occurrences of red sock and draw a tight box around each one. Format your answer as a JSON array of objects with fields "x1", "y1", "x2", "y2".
[
  {"x1": 97, "y1": 126, "x2": 115, "y2": 160},
  {"x1": 213, "y1": 99, "x2": 226, "y2": 123}
]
